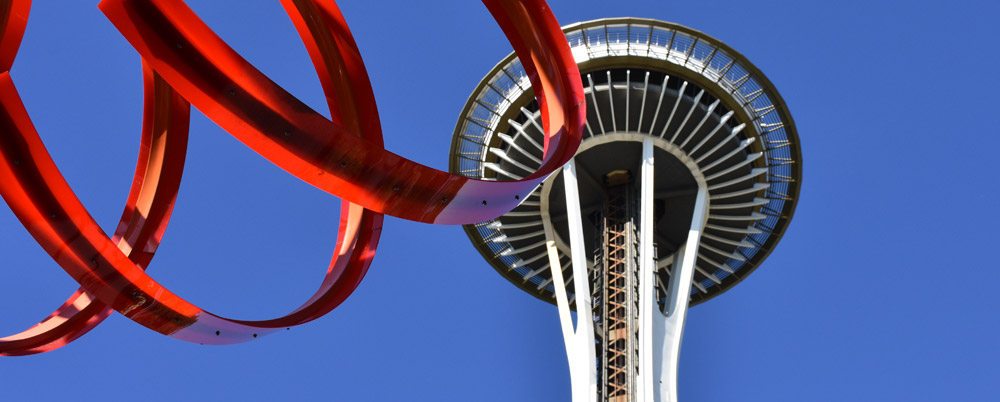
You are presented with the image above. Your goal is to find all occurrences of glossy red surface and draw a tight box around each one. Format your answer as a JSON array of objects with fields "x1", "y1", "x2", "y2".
[
  {"x1": 0, "y1": 65, "x2": 190, "y2": 356},
  {"x1": 0, "y1": 0, "x2": 583, "y2": 354}
]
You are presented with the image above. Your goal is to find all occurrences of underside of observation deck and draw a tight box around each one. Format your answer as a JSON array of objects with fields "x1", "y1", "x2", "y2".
[{"x1": 449, "y1": 18, "x2": 801, "y2": 309}]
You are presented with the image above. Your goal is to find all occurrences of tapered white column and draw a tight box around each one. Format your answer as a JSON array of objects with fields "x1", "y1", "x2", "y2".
[
  {"x1": 638, "y1": 138, "x2": 657, "y2": 402},
  {"x1": 652, "y1": 185, "x2": 707, "y2": 402},
  {"x1": 544, "y1": 137, "x2": 708, "y2": 402},
  {"x1": 543, "y1": 159, "x2": 597, "y2": 402}
]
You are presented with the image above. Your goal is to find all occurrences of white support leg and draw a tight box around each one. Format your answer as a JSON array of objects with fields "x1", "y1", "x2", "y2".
[
  {"x1": 652, "y1": 185, "x2": 708, "y2": 402},
  {"x1": 638, "y1": 138, "x2": 657, "y2": 402},
  {"x1": 543, "y1": 137, "x2": 708, "y2": 402},
  {"x1": 543, "y1": 160, "x2": 597, "y2": 402},
  {"x1": 543, "y1": 216, "x2": 579, "y2": 390},
  {"x1": 564, "y1": 159, "x2": 598, "y2": 402}
]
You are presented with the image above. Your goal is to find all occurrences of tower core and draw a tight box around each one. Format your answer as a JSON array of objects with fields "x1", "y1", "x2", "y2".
[{"x1": 449, "y1": 18, "x2": 801, "y2": 402}]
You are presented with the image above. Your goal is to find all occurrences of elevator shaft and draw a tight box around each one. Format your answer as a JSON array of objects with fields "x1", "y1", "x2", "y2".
[{"x1": 593, "y1": 172, "x2": 640, "y2": 402}]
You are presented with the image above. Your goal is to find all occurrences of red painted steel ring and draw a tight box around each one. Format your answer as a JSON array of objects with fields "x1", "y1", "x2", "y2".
[
  {"x1": 0, "y1": 0, "x2": 584, "y2": 352},
  {"x1": 0, "y1": 0, "x2": 384, "y2": 353},
  {"x1": 0, "y1": 66, "x2": 190, "y2": 356}
]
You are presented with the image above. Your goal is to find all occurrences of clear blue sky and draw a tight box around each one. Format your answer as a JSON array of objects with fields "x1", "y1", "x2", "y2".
[{"x1": 1, "y1": 1, "x2": 997, "y2": 401}]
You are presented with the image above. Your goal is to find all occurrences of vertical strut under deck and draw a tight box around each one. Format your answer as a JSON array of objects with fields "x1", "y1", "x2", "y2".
[{"x1": 546, "y1": 142, "x2": 707, "y2": 402}]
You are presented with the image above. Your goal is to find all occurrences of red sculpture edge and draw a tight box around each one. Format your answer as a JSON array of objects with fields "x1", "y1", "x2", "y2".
[{"x1": 0, "y1": 0, "x2": 584, "y2": 353}]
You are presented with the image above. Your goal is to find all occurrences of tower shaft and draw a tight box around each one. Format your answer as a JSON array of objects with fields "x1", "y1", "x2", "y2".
[
  {"x1": 594, "y1": 177, "x2": 640, "y2": 402},
  {"x1": 546, "y1": 139, "x2": 707, "y2": 402}
]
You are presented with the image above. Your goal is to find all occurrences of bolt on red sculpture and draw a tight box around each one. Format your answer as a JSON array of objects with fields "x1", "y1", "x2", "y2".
[{"x1": 0, "y1": 0, "x2": 584, "y2": 355}]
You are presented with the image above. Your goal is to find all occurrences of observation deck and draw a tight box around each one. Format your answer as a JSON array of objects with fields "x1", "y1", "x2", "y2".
[
  {"x1": 450, "y1": 17, "x2": 801, "y2": 401},
  {"x1": 449, "y1": 18, "x2": 800, "y2": 307}
]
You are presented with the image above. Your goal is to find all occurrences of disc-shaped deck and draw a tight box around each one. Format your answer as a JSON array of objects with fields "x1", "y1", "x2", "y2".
[{"x1": 449, "y1": 18, "x2": 800, "y2": 307}]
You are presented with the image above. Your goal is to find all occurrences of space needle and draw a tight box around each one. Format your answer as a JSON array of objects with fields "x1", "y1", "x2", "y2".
[{"x1": 450, "y1": 18, "x2": 801, "y2": 401}]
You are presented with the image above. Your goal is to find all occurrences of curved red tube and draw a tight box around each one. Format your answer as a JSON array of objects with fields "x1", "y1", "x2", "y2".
[
  {"x1": 101, "y1": 0, "x2": 585, "y2": 224},
  {"x1": 0, "y1": 65, "x2": 190, "y2": 356},
  {"x1": 0, "y1": 0, "x2": 583, "y2": 350}
]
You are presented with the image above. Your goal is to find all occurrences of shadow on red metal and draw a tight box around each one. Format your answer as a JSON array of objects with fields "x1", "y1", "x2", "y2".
[{"x1": 0, "y1": 0, "x2": 584, "y2": 355}]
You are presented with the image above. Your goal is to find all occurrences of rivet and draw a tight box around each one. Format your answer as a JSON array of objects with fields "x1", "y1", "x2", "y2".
[
  {"x1": 175, "y1": 43, "x2": 182, "y2": 49},
  {"x1": 12, "y1": 159, "x2": 19, "y2": 165},
  {"x1": 440, "y1": 197, "x2": 447, "y2": 203},
  {"x1": 215, "y1": 331, "x2": 220, "y2": 336},
  {"x1": 90, "y1": 258, "x2": 97, "y2": 264},
  {"x1": 283, "y1": 130, "x2": 291, "y2": 137},
  {"x1": 174, "y1": 317, "x2": 180, "y2": 323},
  {"x1": 340, "y1": 162, "x2": 347, "y2": 168},
  {"x1": 393, "y1": 185, "x2": 400, "y2": 191},
  {"x1": 228, "y1": 89, "x2": 236, "y2": 95},
  {"x1": 514, "y1": 195, "x2": 520, "y2": 200},
  {"x1": 49, "y1": 213, "x2": 56, "y2": 218},
  {"x1": 482, "y1": 200, "x2": 488, "y2": 205},
  {"x1": 252, "y1": 333, "x2": 258, "y2": 338}
]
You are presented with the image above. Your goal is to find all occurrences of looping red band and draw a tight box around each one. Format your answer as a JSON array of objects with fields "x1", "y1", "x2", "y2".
[{"x1": 0, "y1": 0, "x2": 583, "y2": 355}]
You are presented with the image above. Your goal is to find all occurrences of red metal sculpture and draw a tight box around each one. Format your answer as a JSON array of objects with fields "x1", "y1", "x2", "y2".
[{"x1": 0, "y1": 0, "x2": 584, "y2": 355}]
